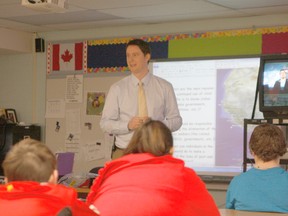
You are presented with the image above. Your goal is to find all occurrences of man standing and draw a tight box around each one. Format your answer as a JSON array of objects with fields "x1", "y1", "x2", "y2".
[
  {"x1": 100, "y1": 39, "x2": 182, "y2": 159},
  {"x1": 273, "y1": 68, "x2": 288, "y2": 93}
]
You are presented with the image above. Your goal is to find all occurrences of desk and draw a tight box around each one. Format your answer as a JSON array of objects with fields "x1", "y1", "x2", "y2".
[
  {"x1": 206, "y1": 182, "x2": 228, "y2": 191},
  {"x1": 75, "y1": 187, "x2": 90, "y2": 199},
  {"x1": 219, "y1": 209, "x2": 283, "y2": 216}
]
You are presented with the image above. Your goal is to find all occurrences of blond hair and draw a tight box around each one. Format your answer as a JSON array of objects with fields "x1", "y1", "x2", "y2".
[
  {"x1": 124, "y1": 120, "x2": 173, "y2": 156},
  {"x1": 3, "y1": 139, "x2": 56, "y2": 182}
]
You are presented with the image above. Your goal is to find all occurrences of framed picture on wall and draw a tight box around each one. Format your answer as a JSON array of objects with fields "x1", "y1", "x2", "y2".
[{"x1": 5, "y1": 109, "x2": 18, "y2": 123}]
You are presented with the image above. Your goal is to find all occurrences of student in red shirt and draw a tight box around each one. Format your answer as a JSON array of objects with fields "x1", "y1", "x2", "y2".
[
  {"x1": 0, "y1": 139, "x2": 99, "y2": 216},
  {"x1": 87, "y1": 120, "x2": 220, "y2": 216}
]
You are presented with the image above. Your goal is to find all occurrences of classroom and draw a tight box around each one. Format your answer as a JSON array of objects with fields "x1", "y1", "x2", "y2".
[{"x1": 0, "y1": 1, "x2": 288, "y2": 215}]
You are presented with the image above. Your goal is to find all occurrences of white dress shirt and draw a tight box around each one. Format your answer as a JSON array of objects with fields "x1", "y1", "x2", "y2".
[{"x1": 100, "y1": 72, "x2": 182, "y2": 149}]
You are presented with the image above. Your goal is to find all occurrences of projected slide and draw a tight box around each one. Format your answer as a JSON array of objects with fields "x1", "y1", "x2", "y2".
[{"x1": 152, "y1": 57, "x2": 262, "y2": 176}]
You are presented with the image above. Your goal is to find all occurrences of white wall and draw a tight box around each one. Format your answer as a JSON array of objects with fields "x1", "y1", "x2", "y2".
[
  {"x1": 0, "y1": 54, "x2": 34, "y2": 122},
  {"x1": 1, "y1": 14, "x2": 288, "y2": 207},
  {"x1": 0, "y1": 28, "x2": 32, "y2": 54},
  {"x1": 0, "y1": 51, "x2": 46, "y2": 140}
]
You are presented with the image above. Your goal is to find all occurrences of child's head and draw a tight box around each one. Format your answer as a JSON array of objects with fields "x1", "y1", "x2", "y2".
[
  {"x1": 2, "y1": 139, "x2": 58, "y2": 183},
  {"x1": 249, "y1": 124, "x2": 287, "y2": 162},
  {"x1": 124, "y1": 120, "x2": 173, "y2": 156}
]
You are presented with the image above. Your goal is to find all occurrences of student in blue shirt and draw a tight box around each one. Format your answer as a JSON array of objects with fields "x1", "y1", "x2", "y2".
[{"x1": 226, "y1": 123, "x2": 288, "y2": 213}]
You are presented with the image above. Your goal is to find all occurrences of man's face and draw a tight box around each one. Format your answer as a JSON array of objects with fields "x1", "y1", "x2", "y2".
[
  {"x1": 126, "y1": 45, "x2": 150, "y2": 75},
  {"x1": 280, "y1": 70, "x2": 287, "y2": 79}
]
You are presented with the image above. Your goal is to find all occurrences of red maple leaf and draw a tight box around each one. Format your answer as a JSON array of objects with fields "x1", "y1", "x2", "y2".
[{"x1": 61, "y1": 49, "x2": 73, "y2": 62}]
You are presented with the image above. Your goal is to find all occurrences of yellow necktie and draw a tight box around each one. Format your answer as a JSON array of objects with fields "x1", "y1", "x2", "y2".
[{"x1": 138, "y1": 81, "x2": 148, "y2": 117}]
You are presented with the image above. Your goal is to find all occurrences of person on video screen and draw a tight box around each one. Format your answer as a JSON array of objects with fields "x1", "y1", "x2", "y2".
[{"x1": 272, "y1": 68, "x2": 288, "y2": 94}]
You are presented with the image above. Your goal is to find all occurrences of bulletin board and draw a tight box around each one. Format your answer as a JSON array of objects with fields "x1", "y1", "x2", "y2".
[{"x1": 45, "y1": 73, "x2": 127, "y2": 174}]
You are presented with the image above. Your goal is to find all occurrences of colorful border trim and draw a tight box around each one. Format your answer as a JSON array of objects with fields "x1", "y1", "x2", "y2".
[{"x1": 48, "y1": 26, "x2": 288, "y2": 74}]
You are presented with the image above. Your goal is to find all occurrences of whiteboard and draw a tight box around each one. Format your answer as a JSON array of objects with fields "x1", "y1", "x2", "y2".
[{"x1": 151, "y1": 57, "x2": 263, "y2": 177}]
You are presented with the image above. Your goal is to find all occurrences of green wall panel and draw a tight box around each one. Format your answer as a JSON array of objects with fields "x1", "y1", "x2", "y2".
[{"x1": 168, "y1": 35, "x2": 262, "y2": 58}]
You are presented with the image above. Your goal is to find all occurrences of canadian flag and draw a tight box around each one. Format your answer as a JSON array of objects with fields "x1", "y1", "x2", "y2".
[{"x1": 52, "y1": 43, "x2": 83, "y2": 71}]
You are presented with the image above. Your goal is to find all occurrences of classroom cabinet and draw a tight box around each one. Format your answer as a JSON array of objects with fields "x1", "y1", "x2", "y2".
[{"x1": 0, "y1": 124, "x2": 41, "y2": 175}]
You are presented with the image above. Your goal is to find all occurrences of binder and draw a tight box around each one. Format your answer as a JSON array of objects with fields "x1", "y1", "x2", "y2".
[{"x1": 55, "y1": 152, "x2": 74, "y2": 176}]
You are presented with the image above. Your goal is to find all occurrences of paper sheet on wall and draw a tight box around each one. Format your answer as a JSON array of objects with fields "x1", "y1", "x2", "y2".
[
  {"x1": 85, "y1": 140, "x2": 105, "y2": 161},
  {"x1": 45, "y1": 99, "x2": 65, "y2": 118},
  {"x1": 66, "y1": 109, "x2": 81, "y2": 133},
  {"x1": 65, "y1": 74, "x2": 83, "y2": 103},
  {"x1": 65, "y1": 133, "x2": 80, "y2": 160}
]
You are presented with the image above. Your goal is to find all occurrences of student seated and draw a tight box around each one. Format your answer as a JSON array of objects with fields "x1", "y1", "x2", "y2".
[
  {"x1": 226, "y1": 123, "x2": 288, "y2": 213},
  {"x1": 0, "y1": 139, "x2": 99, "y2": 216},
  {"x1": 86, "y1": 120, "x2": 220, "y2": 216}
]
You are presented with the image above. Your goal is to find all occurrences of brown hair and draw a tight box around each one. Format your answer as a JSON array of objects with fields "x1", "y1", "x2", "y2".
[
  {"x1": 2, "y1": 139, "x2": 56, "y2": 182},
  {"x1": 126, "y1": 39, "x2": 151, "y2": 56},
  {"x1": 249, "y1": 124, "x2": 287, "y2": 162},
  {"x1": 124, "y1": 120, "x2": 173, "y2": 156}
]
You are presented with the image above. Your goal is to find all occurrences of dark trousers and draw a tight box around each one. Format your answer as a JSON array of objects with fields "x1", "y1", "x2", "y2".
[{"x1": 111, "y1": 146, "x2": 124, "y2": 160}]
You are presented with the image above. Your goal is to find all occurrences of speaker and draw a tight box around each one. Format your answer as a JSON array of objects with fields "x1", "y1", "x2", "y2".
[{"x1": 35, "y1": 38, "x2": 45, "y2": 52}]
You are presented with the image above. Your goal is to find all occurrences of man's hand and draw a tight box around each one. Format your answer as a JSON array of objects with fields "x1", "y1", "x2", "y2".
[{"x1": 128, "y1": 116, "x2": 150, "y2": 130}]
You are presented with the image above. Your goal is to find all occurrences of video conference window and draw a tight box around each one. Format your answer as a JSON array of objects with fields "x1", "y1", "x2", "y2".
[
  {"x1": 258, "y1": 54, "x2": 288, "y2": 118},
  {"x1": 262, "y1": 61, "x2": 288, "y2": 107}
]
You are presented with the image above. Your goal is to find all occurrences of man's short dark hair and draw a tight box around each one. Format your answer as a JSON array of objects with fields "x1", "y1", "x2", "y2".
[{"x1": 126, "y1": 39, "x2": 151, "y2": 56}]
